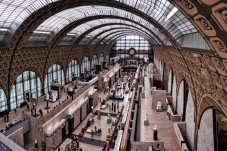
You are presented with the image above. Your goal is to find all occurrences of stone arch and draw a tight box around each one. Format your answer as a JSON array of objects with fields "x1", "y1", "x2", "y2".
[
  {"x1": 0, "y1": 80, "x2": 8, "y2": 98},
  {"x1": 0, "y1": 81, "x2": 8, "y2": 112},
  {"x1": 10, "y1": 66, "x2": 43, "y2": 90},
  {"x1": 10, "y1": 70, "x2": 43, "y2": 110},
  {"x1": 198, "y1": 95, "x2": 226, "y2": 127},
  {"x1": 44, "y1": 63, "x2": 66, "y2": 93},
  {"x1": 44, "y1": 61, "x2": 66, "y2": 79},
  {"x1": 176, "y1": 79, "x2": 191, "y2": 120},
  {"x1": 66, "y1": 59, "x2": 80, "y2": 82}
]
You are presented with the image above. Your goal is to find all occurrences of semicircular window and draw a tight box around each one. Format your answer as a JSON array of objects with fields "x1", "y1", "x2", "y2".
[
  {"x1": 10, "y1": 71, "x2": 42, "y2": 110},
  {"x1": 111, "y1": 35, "x2": 153, "y2": 61}
]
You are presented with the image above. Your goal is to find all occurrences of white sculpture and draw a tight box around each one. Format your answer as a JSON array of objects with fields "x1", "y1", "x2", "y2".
[
  {"x1": 145, "y1": 109, "x2": 148, "y2": 120},
  {"x1": 156, "y1": 101, "x2": 163, "y2": 112},
  {"x1": 154, "y1": 125, "x2": 157, "y2": 131},
  {"x1": 144, "y1": 109, "x2": 149, "y2": 126},
  {"x1": 68, "y1": 87, "x2": 73, "y2": 92},
  {"x1": 45, "y1": 93, "x2": 49, "y2": 100}
]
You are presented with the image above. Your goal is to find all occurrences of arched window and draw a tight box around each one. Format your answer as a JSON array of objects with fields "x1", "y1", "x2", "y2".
[
  {"x1": 111, "y1": 35, "x2": 152, "y2": 60},
  {"x1": 105, "y1": 54, "x2": 109, "y2": 61},
  {"x1": 10, "y1": 71, "x2": 42, "y2": 110},
  {"x1": 81, "y1": 57, "x2": 90, "y2": 74},
  {"x1": 67, "y1": 60, "x2": 79, "y2": 82},
  {"x1": 99, "y1": 54, "x2": 104, "y2": 64},
  {"x1": 0, "y1": 87, "x2": 7, "y2": 112},
  {"x1": 91, "y1": 55, "x2": 98, "y2": 70},
  {"x1": 44, "y1": 64, "x2": 65, "y2": 93}
]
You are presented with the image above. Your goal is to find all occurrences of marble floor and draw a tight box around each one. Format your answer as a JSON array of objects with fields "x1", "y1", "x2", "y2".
[{"x1": 140, "y1": 75, "x2": 181, "y2": 151}]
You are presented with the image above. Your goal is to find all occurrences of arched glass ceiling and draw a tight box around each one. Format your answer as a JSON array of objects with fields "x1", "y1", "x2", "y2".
[
  {"x1": 31, "y1": 6, "x2": 166, "y2": 43},
  {"x1": 78, "y1": 25, "x2": 155, "y2": 44},
  {"x1": 98, "y1": 29, "x2": 151, "y2": 44},
  {"x1": 116, "y1": 0, "x2": 197, "y2": 34},
  {"x1": 61, "y1": 25, "x2": 155, "y2": 45},
  {"x1": 0, "y1": 0, "x2": 197, "y2": 45},
  {"x1": 0, "y1": 0, "x2": 58, "y2": 31},
  {"x1": 62, "y1": 19, "x2": 159, "y2": 43},
  {"x1": 93, "y1": 27, "x2": 171, "y2": 45}
]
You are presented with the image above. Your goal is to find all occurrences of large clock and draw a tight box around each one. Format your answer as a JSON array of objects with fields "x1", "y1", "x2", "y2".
[{"x1": 128, "y1": 48, "x2": 136, "y2": 56}]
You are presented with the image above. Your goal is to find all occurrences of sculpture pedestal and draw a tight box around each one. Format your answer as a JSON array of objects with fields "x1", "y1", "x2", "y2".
[
  {"x1": 156, "y1": 107, "x2": 163, "y2": 112},
  {"x1": 97, "y1": 109, "x2": 101, "y2": 119},
  {"x1": 144, "y1": 119, "x2": 149, "y2": 126},
  {"x1": 153, "y1": 129, "x2": 158, "y2": 140},
  {"x1": 142, "y1": 91, "x2": 145, "y2": 98},
  {"x1": 107, "y1": 118, "x2": 112, "y2": 124}
]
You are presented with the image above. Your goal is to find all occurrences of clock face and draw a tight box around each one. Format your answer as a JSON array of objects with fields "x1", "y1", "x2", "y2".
[{"x1": 128, "y1": 48, "x2": 136, "y2": 56}]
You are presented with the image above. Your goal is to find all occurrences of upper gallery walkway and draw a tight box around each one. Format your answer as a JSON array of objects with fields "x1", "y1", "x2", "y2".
[{"x1": 140, "y1": 68, "x2": 181, "y2": 151}]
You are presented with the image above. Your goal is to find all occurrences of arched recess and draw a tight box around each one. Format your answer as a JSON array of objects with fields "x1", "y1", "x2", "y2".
[
  {"x1": 10, "y1": 70, "x2": 42, "y2": 110},
  {"x1": 159, "y1": 60, "x2": 164, "y2": 82},
  {"x1": 197, "y1": 108, "x2": 215, "y2": 151},
  {"x1": 81, "y1": 57, "x2": 90, "y2": 74},
  {"x1": 168, "y1": 69, "x2": 174, "y2": 94},
  {"x1": 197, "y1": 96, "x2": 227, "y2": 151},
  {"x1": 172, "y1": 71, "x2": 177, "y2": 112},
  {"x1": 44, "y1": 64, "x2": 65, "y2": 93},
  {"x1": 66, "y1": 59, "x2": 80, "y2": 82},
  {"x1": 185, "y1": 89, "x2": 195, "y2": 150},
  {"x1": 91, "y1": 55, "x2": 98, "y2": 70},
  {"x1": 0, "y1": 85, "x2": 7, "y2": 112},
  {"x1": 215, "y1": 110, "x2": 227, "y2": 151},
  {"x1": 176, "y1": 79, "x2": 189, "y2": 120},
  {"x1": 99, "y1": 54, "x2": 104, "y2": 64},
  {"x1": 105, "y1": 54, "x2": 109, "y2": 62},
  {"x1": 162, "y1": 64, "x2": 168, "y2": 90}
]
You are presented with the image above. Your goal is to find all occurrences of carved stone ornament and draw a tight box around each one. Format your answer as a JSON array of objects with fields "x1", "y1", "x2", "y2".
[
  {"x1": 214, "y1": 40, "x2": 226, "y2": 53},
  {"x1": 182, "y1": 0, "x2": 194, "y2": 10},
  {"x1": 199, "y1": 18, "x2": 212, "y2": 30},
  {"x1": 219, "y1": 8, "x2": 227, "y2": 24},
  {"x1": 175, "y1": 0, "x2": 198, "y2": 16}
]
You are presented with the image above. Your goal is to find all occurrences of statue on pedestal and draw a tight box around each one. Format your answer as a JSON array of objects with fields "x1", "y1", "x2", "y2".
[
  {"x1": 107, "y1": 113, "x2": 112, "y2": 124},
  {"x1": 45, "y1": 93, "x2": 49, "y2": 101},
  {"x1": 156, "y1": 101, "x2": 163, "y2": 112},
  {"x1": 144, "y1": 109, "x2": 149, "y2": 126},
  {"x1": 153, "y1": 125, "x2": 158, "y2": 140},
  {"x1": 145, "y1": 109, "x2": 148, "y2": 121}
]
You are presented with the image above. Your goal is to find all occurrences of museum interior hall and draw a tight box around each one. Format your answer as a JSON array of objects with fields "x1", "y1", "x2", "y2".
[{"x1": 0, "y1": 0, "x2": 226, "y2": 151}]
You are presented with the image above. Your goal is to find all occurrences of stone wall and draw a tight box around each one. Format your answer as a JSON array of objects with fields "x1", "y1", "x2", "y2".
[
  {"x1": 172, "y1": 75, "x2": 177, "y2": 112},
  {"x1": 151, "y1": 90, "x2": 167, "y2": 110},
  {"x1": 185, "y1": 91, "x2": 195, "y2": 149},
  {"x1": 197, "y1": 109, "x2": 214, "y2": 151},
  {"x1": 153, "y1": 45, "x2": 227, "y2": 150},
  {"x1": 7, "y1": 127, "x2": 24, "y2": 148},
  {"x1": 177, "y1": 81, "x2": 184, "y2": 117},
  {"x1": 0, "y1": 44, "x2": 110, "y2": 111}
]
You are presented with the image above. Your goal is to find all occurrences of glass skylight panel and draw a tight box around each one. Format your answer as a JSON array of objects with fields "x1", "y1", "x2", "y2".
[
  {"x1": 166, "y1": 7, "x2": 178, "y2": 19},
  {"x1": 0, "y1": 0, "x2": 58, "y2": 33},
  {"x1": 32, "y1": 6, "x2": 164, "y2": 44},
  {"x1": 0, "y1": 0, "x2": 198, "y2": 46}
]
